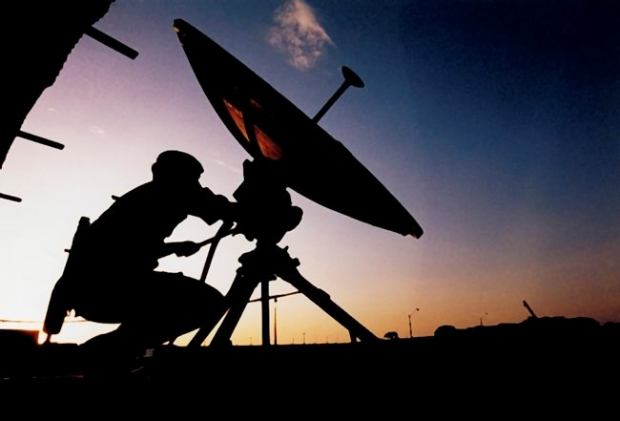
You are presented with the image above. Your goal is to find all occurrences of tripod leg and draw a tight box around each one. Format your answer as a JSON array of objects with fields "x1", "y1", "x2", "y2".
[
  {"x1": 187, "y1": 308, "x2": 227, "y2": 348},
  {"x1": 280, "y1": 266, "x2": 380, "y2": 343},
  {"x1": 209, "y1": 270, "x2": 264, "y2": 348}
]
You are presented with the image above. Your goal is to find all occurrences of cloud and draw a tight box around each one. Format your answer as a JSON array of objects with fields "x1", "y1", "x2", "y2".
[
  {"x1": 268, "y1": 0, "x2": 334, "y2": 70},
  {"x1": 214, "y1": 158, "x2": 242, "y2": 175},
  {"x1": 89, "y1": 126, "x2": 106, "y2": 137}
]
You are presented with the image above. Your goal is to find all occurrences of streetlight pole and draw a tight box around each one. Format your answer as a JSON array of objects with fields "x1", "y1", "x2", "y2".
[
  {"x1": 408, "y1": 308, "x2": 419, "y2": 338},
  {"x1": 479, "y1": 312, "x2": 488, "y2": 326},
  {"x1": 408, "y1": 314, "x2": 412, "y2": 338}
]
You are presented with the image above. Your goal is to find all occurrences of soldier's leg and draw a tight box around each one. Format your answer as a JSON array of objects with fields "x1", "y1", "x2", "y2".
[{"x1": 119, "y1": 271, "x2": 227, "y2": 348}]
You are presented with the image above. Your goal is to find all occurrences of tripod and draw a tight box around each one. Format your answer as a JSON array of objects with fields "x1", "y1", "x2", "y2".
[
  {"x1": 187, "y1": 158, "x2": 379, "y2": 347},
  {"x1": 188, "y1": 240, "x2": 379, "y2": 347}
]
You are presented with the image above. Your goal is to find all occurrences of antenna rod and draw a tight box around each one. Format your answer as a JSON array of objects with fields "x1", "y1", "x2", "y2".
[
  {"x1": 85, "y1": 27, "x2": 139, "y2": 60},
  {"x1": 523, "y1": 300, "x2": 538, "y2": 319},
  {"x1": 16, "y1": 130, "x2": 64, "y2": 150},
  {"x1": 0, "y1": 192, "x2": 22, "y2": 203},
  {"x1": 312, "y1": 66, "x2": 364, "y2": 123}
]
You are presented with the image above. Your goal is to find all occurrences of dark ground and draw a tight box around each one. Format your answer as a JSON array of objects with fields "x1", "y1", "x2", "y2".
[
  {"x1": 2, "y1": 317, "x2": 618, "y2": 387},
  {"x1": 1, "y1": 318, "x2": 618, "y2": 416}
]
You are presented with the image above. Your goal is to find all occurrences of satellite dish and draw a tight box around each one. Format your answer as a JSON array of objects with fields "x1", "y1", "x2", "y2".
[{"x1": 173, "y1": 19, "x2": 423, "y2": 238}]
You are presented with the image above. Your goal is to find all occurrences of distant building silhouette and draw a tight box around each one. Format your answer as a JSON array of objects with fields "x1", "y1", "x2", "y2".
[{"x1": 384, "y1": 331, "x2": 399, "y2": 340}]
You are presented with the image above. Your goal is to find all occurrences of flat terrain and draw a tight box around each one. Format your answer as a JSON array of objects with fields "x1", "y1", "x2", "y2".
[{"x1": 2, "y1": 317, "x2": 618, "y2": 390}]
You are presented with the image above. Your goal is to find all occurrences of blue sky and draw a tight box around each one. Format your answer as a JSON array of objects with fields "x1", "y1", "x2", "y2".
[{"x1": 1, "y1": 0, "x2": 618, "y2": 345}]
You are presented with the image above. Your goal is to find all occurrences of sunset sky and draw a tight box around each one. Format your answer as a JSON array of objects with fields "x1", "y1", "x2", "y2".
[{"x1": 1, "y1": 0, "x2": 618, "y2": 346}]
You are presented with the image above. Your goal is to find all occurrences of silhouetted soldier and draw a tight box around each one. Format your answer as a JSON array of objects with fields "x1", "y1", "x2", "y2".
[{"x1": 51, "y1": 150, "x2": 235, "y2": 371}]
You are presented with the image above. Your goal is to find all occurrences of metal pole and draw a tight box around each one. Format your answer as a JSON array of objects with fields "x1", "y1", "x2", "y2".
[
  {"x1": 523, "y1": 300, "x2": 538, "y2": 319},
  {"x1": 0, "y1": 193, "x2": 22, "y2": 203},
  {"x1": 85, "y1": 27, "x2": 139, "y2": 60},
  {"x1": 312, "y1": 66, "x2": 364, "y2": 123},
  {"x1": 17, "y1": 130, "x2": 64, "y2": 150},
  {"x1": 273, "y1": 298, "x2": 278, "y2": 346},
  {"x1": 261, "y1": 279, "x2": 270, "y2": 346},
  {"x1": 408, "y1": 308, "x2": 419, "y2": 338},
  {"x1": 408, "y1": 314, "x2": 412, "y2": 339}
]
